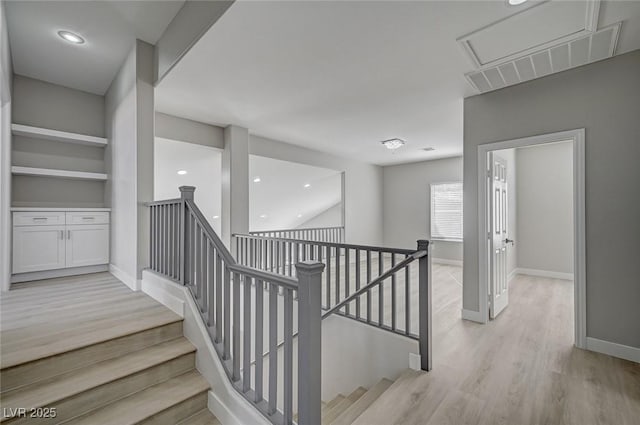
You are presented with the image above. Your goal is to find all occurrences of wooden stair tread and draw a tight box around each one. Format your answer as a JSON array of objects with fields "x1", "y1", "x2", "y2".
[
  {"x1": 330, "y1": 379, "x2": 394, "y2": 425},
  {"x1": 347, "y1": 387, "x2": 367, "y2": 402},
  {"x1": 323, "y1": 397, "x2": 355, "y2": 424},
  {"x1": 0, "y1": 306, "x2": 182, "y2": 369},
  {"x1": 62, "y1": 371, "x2": 209, "y2": 425},
  {"x1": 324, "y1": 394, "x2": 346, "y2": 412},
  {"x1": 177, "y1": 409, "x2": 222, "y2": 425},
  {"x1": 1, "y1": 338, "x2": 195, "y2": 412}
]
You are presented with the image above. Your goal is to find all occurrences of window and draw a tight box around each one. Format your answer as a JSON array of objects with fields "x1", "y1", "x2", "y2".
[{"x1": 430, "y1": 183, "x2": 463, "y2": 241}]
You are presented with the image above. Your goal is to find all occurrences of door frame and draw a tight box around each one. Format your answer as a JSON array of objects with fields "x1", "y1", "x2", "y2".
[{"x1": 477, "y1": 129, "x2": 586, "y2": 348}]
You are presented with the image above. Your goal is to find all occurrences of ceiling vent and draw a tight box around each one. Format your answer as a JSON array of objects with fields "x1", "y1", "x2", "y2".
[{"x1": 465, "y1": 23, "x2": 620, "y2": 94}]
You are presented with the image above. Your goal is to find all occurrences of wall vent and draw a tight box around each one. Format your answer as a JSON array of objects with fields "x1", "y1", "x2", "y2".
[{"x1": 465, "y1": 23, "x2": 620, "y2": 94}]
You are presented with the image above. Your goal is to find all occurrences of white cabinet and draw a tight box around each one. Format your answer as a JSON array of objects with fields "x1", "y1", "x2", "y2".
[
  {"x1": 12, "y1": 210, "x2": 110, "y2": 275},
  {"x1": 12, "y1": 225, "x2": 66, "y2": 273},
  {"x1": 66, "y1": 225, "x2": 109, "y2": 267}
]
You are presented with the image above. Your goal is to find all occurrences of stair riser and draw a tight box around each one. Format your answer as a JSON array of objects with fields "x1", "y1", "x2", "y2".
[
  {"x1": 1, "y1": 322, "x2": 183, "y2": 392},
  {"x1": 140, "y1": 392, "x2": 209, "y2": 425},
  {"x1": 2, "y1": 353, "x2": 196, "y2": 425}
]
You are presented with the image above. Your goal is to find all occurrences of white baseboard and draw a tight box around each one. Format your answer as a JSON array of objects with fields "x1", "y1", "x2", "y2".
[
  {"x1": 586, "y1": 337, "x2": 640, "y2": 364},
  {"x1": 461, "y1": 308, "x2": 485, "y2": 323},
  {"x1": 109, "y1": 263, "x2": 139, "y2": 291},
  {"x1": 11, "y1": 264, "x2": 108, "y2": 283},
  {"x1": 141, "y1": 273, "x2": 185, "y2": 317},
  {"x1": 515, "y1": 267, "x2": 574, "y2": 281},
  {"x1": 432, "y1": 258, "x2": 463, "y2": 267},
  {"x1": 508, "y1": 269, "x2": 517, "y2": 282}
]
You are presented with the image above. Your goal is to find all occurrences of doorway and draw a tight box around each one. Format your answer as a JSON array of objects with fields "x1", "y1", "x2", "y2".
[{"x1": 477, "y1": 129, "x2": 586, "y2": 348}]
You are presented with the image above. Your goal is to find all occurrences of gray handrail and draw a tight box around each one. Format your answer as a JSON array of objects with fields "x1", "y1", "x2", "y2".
[
  {"x1": 234, "y1": 232, "x2": 416, "y2": 255},
  {"x1": 251, "y1": 250, "x2": 426, "y2": 366},
  {"x1": 321, "y1": 251, "x2": 426, "y2": 319},
  {"x1": 148, "y1": 187, "x2": 324, "y2": 425},
  {"x1": 251, "y1": 225, "x2": 344, "y2": 234}
]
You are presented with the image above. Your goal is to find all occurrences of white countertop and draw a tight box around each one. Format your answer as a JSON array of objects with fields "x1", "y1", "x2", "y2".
[{"x1": 11, "y1": 207, "x2": 111, "y2": 212}]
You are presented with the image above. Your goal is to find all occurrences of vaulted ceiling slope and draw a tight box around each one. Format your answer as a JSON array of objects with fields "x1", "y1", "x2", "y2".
[
  {"x1": 5, "y1": 0, "x2": 184, "y2": 94},
  {"x1": 155, "y1": 0, "x2": 640, "y2": 165}
]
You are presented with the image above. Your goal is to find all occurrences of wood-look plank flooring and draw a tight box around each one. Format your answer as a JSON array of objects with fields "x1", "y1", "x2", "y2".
[
  {"x1": 0, "y1": 272, "x2": 181, "y2": 369},
  {"x1": 351, "y1": 268, "x2": 640, "y2": 425}
]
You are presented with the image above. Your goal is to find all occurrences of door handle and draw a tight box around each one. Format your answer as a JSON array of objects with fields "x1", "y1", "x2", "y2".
[
  {"x1": 67, "y1": 230, "x2": 71, "y2": 240},
  {"x1": 60, "y1": 230, "x2": 64, "y2": 240},
  {"x1": 504, "y1": 238, "x2": 514, "y2": 245}
]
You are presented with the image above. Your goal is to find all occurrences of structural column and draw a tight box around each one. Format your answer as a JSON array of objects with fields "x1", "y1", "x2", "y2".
[{"x1": 222, "y1": 125, "x2": 249, "y2": 251}]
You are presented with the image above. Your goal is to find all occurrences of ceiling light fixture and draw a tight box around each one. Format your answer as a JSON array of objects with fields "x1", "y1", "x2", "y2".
[
  {"x1": 381, "y1": 138, "x2": 406, "y2": 150},
  {"x1": 58, "y1": 30, "x2": 85, "y2": 44},
  {"x1": 177, "y1": 170, "x2": 187, "y2": 175},
  {"x1": 507, "y1": 0, "x2": 528, "y2": 5},
  {"x1": 213, "y1": 215, "x2": 219, "y2": 219},
  {"x1": 253, "y1": 177, "x2": 261, "y2": 183},
  {"x1": 259, "y1": 214, "x2": 268, "y2": 219},
  {"x1": 297, "y1": 214, "x2": 303, "y2": 218},
  {"x1": 303, "y1": 183, "x2": 311, "y2": 188}
]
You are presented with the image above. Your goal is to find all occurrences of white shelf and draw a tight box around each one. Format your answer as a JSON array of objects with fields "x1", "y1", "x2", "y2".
[
  {"x1": 11, "y1": 166, "x2": 107, "y2": 181},
  {"x1": 12, "y1": 124, "x2": 107, "y2": 147}
]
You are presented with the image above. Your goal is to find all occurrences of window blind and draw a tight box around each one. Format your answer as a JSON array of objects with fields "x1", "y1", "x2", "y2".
[{"x1": 430, "y1": 183, "x2": 463, "y2": 241}]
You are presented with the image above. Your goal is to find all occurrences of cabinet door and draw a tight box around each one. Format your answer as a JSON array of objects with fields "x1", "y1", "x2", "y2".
[
  {"x1": 66, "y1": 225, "x2": 110, "y2": 268},
  {"x1": 13, "y1": 225, "x2": 66, "y2": 273}
]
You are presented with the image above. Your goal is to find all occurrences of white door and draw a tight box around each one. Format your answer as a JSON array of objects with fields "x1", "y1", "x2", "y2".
[
  {"x1": 489, "y1": 155, "x2": 510, "y2": 318},
  {"x1": 13, "y1": 225, "x2": 66, "y2": 273},
  {"x1": 66, "y1": 224, "x2": 109, "y2": 267}
]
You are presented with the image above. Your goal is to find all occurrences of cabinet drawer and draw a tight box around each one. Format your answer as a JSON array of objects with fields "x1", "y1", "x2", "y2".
[
  {"x1": 66, "y1": 212, "x2": 110, "y2": 225},
  {"x1": 13, "y1": 212, "x2": 66, "y2": 226}
]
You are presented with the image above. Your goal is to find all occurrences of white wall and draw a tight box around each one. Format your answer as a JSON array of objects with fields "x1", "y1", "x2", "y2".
[
  {"x1": 154, "y1": 137, "x2": 222, "y2": 234},
  {"x1": 0, "y1": 0, "x2": 12, "y2": 290},
  {"x1": 249, "y1": 155, "x2": 342, "y2": 232},
  {"x1": 383, "y1": 156, "x2": 463, "y2": 258},
  {"x1": 463, "y1": 51, "x2": 640, "y2": 349},
  {"x1": 250, "y1": 135, "x2": 383, "y2": 246},
  {"x1": 155, "y1": 112, "x2": 224, "y2": 149},
  {"x1": 297, "y1": 202, "x2": 342, "y2": 229},
  {"x1": 516, "y1": 142, "x2": 573, "y2": 275},
  {"x1": 105, "y1": 40, "x2": 154, "y2": 289}
]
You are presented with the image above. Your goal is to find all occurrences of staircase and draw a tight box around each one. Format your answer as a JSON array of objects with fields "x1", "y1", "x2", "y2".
[
  {"x1": 0, "y1": 274, "x2": 220, "y2": 425},
  {"x1": 317, "y1": 378, "x2": 395, "y2": 425}
]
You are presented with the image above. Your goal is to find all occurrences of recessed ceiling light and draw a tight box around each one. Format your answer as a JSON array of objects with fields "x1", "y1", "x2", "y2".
[
  {"x1": 381, "y1": 138, "x2": 406, "y2": 150},
  {"x1": 177, "y1": 170, "x2": 187, "y2": 175},
  {"x1": 58, "y1": 30, "x2": 85, "y2": 44},
  {"x1": 297, "y1": 214, "x2": 303, "y2": 218},
  {"x1": 253, "y1": 177, "x2": 261, "y2": 183},
  {"x1": 507, "y1": 0, "x2": 528, "y2": 5},
  {"x1": 213, "y1": 215, "x2": 219, "y2": 219},
  {"x1": 259, "y1": 214, "x2": 268, "y2": 219},
  {"x1": 303, "y1": 183, "x2": 311, "y2": 188}
]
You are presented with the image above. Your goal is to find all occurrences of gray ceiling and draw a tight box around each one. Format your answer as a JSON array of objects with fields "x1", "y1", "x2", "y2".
[{"x1": 5, "y1": 0, "x2": 184, "y2": 94}]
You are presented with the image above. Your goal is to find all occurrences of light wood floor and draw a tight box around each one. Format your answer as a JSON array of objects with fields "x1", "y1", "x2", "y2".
[
  {"x1": 353, "y1": 268, "x2": 640, "y2": 425},
  {"x1": 0, "y1": 272, "x2": 181, "y2": 369}
]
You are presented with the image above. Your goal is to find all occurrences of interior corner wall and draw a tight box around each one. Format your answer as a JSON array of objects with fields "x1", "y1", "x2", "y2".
[
  {"x1": 516, "y1": 142, "x2": 573, "y2": 275},
  {"x1": 249, "y1": 135, "x2": 383, "y2": 246},
  {"x1": 382, "y1": 156, "x2": 463, "y2": 257},
  {"x1": 463, "y1": 50, "x2": 640, "y2": 349},
  {"x1": 0, "y1": 0, "x2": 12, "y2": 290},
  {"x1": 105, "y1": 40, "x2": 154, "y2": 288}
]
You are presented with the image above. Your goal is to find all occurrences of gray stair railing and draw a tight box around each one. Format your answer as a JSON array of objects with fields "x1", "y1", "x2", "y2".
[
  {"x1": 148, "y1": 186, "x2": 323, "y2": 425},
  {"x1": 233, "y1": 233, "x2": 432, "y2": 371},
  {"x1": 250, "y1": 226, "x2": 344, "y2": 244}
]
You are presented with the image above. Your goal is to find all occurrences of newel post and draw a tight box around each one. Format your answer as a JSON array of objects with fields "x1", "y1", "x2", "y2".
[
  {"x1": 296, "y1": 260, "x2": 325, "y2": 425},
  {"x1": 179, "y1": 186, "x2": 195, "y2": 285},
  {"x1": 417, "y1": 239, "x2": 432, "y2": 371}
]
